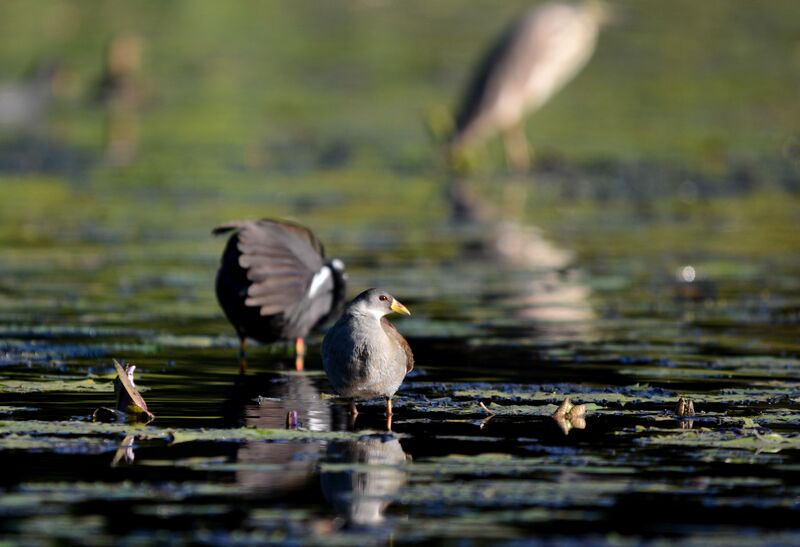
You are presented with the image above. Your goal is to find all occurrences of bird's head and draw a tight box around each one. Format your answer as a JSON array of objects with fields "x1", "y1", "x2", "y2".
[{"x1": 349, "y1": 288, "x2": 411, "y2": 320}]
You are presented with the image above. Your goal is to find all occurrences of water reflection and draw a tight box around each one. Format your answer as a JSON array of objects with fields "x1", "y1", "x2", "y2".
[
  {"x1": 448, "y1": 180, "x2": 595, "y2": 332},
  {"x1": 233, "y1": 372, "x2": 332, "y2": 496},
  {"x1": 111, "y1": 434, "x2": 136, "y2": 467},
  {"x1": 320, "y1": 434, "x2": 407, "y2": 527}
]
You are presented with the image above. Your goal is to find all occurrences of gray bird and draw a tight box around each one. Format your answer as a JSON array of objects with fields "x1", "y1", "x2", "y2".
[
  {"x1": 322, "y1": 288, "x2": 413, "y2": 419},
  {"x1": 450, "y1": 1, "x2": 610, "y2": 170}
]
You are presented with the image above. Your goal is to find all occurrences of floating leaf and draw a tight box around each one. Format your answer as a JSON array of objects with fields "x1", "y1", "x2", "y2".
[{"x1": 112, "y1": 360, "x2": 154, "y2": 421}]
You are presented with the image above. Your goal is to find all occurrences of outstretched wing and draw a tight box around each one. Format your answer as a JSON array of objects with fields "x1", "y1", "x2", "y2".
[{"x1": 215, "y1": 219, "x2": 326, "y2": 316}]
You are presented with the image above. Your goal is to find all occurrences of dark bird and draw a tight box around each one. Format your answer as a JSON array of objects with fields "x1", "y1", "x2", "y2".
[
  {"x1": 322, "y1": 288, "x2": 413, "y2": 424},
  {"x1": 450, "y1": 1, "x2": 610, "y2": 170},
  {"x1": 214, "y1": 219, "x2": 347, "y2": 372}
]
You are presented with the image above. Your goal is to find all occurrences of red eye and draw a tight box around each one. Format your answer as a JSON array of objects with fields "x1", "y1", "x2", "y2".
[{"x1": 378, "y1": 295, "x2": 389, "y2": 302}]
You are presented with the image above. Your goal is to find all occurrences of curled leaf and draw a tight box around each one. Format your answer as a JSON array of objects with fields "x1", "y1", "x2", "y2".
[
  {"x1": 112, "y1": 360, "x2": 154, "y2": 422},
  {"x1": 552, "y1": 397, "x2": 587, "y2": 436},
  {"x1": 676, "y1": 397, "x2": 695, "y2": 417}
]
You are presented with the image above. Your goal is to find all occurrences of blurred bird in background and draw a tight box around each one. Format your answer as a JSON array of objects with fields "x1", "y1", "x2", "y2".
[
  {"x1": 94, "y1": 34, "x2": 145, "y2": 165},
  {"x1": 449, "y1": 0, "x2": 611, "y2": 171},
  {"x1": 0, "y1": 60, "x2": 61, "y2": 134},
  {"x1": 214, "y1": 219, "x2": 348, "y2": 373}
]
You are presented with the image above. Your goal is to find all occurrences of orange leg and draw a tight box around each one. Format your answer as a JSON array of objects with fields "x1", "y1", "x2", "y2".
[
  {"x1": 386, "y1": 398, "x2": 393, "y2": 416},
  {"x1": 349, "y1": 400, "x2": 358, "y2": 416},
  {"x1": 294, "y1": 337, "x2": 305, "y2": 372}
]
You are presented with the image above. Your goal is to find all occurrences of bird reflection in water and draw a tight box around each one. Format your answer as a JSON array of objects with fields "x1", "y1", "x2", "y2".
[
  {"x1": 232, "y1": 372, "x2": 332, "y2": 496},
  {"x1": 448, "y1": 178, "x2": 595, "y2": 334},
  {"x1": 320, "y1": 435, "x2": 408, "y2": 528}
]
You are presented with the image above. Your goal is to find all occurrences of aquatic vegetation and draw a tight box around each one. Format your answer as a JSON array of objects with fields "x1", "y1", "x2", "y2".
[{"x1": 0, "y1": 378, "x2": 113, "y2": 394}]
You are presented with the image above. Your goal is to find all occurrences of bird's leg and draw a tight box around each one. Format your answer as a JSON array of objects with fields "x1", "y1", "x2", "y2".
[
  {"x1": 349, "y1": 400, "x2": 359, "y2": 417},
  {"x1": 384, "y1": 398, "x2": 395, "y2": 430},
  {"x1": 503, "y1": 124, "x2": 531, "y2": 173},
  {"x1": 294, "y1": 337, "x2": 305, "y2": 372},
  {"x1": 238, "y1": 336, "x2": 248, "y2": 374}
]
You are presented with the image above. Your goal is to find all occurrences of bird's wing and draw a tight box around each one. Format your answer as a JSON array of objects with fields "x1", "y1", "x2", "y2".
[
  {"x1": 381, "y1": 317, "x2": 414, "y2": 374},
  {"x1": 453, "y1": 19, "x2": 520, "y2": 139},
  {"x1": 497, "y1": 4, "x2": 590, "y2": 103},
  {"x1": 218, "y1": 219, "x2": 327, "y2": 316}
]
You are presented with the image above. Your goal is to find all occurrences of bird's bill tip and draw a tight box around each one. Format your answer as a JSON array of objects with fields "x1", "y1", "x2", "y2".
[{"x1": 390, "y1": 299, "x2": 411, "y2": 316}]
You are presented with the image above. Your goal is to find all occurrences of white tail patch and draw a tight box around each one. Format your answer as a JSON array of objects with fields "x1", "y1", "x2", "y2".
[{"x1": 307, "y1": 266, "x2": 332, "y2": 299}]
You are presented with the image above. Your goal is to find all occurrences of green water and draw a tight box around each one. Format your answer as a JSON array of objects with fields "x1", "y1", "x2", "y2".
[{"x1": 1, "y1": 1, "x2": 799, "y2": 544}]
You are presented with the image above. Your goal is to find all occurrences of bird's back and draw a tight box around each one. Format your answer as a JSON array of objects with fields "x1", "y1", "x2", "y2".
[{"x1": 452, "y1": 2, "x2": 601, "y2": 147}]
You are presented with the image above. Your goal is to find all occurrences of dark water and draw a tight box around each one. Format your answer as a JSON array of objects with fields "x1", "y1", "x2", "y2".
[{"x1": 2, "y1": 1, "x2": 800, "y2": 544}]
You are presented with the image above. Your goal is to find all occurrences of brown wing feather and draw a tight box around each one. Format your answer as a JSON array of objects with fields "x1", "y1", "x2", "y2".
[
  {"x1": 215, "y1": 219, "x2": 328, "y2": 318},
  {"x1": 269, "y1": 220, "x2": 326, "y2": 257},
  {"x1": 381, "y1": 317, "x2": 414, "y2": 374}
]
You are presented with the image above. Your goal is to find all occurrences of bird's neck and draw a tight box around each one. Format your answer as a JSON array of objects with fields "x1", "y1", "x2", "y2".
[{"x1": 347, "y1": 308, "x2": 386, "y2": 325}]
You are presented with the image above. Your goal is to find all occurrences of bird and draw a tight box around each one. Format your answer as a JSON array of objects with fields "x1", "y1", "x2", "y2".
[
  {"x1": 213, "y1": 219, "x2": 348, "y2": 372},
  {"x1": 322, "y1": 288, "x2": 413, "y2": 423},
  {"x1": 0, "y1": 60, "x2": 60, "y2": 133},
  {"x1": 449, "y1": 1, "x2": 610, "y2": 171},
  {"x1": 94, "y1": 34, "x2": 145, "y2": 166}
]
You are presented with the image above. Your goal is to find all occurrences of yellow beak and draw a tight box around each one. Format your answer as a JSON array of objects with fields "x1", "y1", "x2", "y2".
[{"x1": 390, "y1": 298, "x2": 411, "y2": 316}]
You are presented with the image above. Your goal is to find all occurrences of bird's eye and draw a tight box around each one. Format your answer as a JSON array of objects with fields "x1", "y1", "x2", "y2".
[{"x1": 378, "y1": 294, "x2": 389, "y2": 302}]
